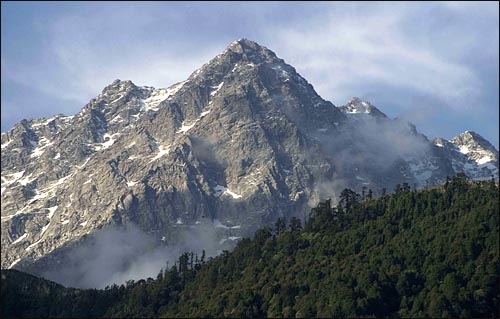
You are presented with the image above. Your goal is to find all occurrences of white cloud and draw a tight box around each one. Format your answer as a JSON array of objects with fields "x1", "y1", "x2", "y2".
[
  {"x1": 3, "y1": 5, "x2": 225, "y2": 108},
  {"x1": 264, "y1": 3, "x2": 481, "y2": 108}
]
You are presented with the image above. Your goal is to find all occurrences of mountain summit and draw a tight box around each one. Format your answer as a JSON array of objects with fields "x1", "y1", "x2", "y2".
[
  {"x1": 1, "y1": 40, "x2": 498, "y2": 283},
  {"x1": 451, "y1": 130, "x2": 498, "y2": 164},
  {"x1": 339, "y1": 97, "x2": 387, "y2": 118}
]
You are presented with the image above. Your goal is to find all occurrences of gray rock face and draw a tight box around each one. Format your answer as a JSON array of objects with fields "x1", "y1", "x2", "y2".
[{"x1": 1, "y1": 39, "x2": 498, "y2": 271}]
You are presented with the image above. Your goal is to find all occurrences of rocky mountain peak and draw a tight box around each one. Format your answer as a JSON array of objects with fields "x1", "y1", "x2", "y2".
[
  {"x1": 178, "y1": 39, "x2": 344, "y2": 132},
  {"x1": 452, "y1": 131, "x2": 496, "y2": 151},
  {"x1": 450, "y1": 131, "x2": 498, "y2": 165},
  {"x1": 339, "y1": 97, "x2": 387, "y2": 118},
  {"x1": 187, "y1": 38, "x2": 289, "y2": 84},
  {"x1": 224, "y1": 38, "x2": 280, "y2": 64},
  {"x1": 99, "y1": 79, "x2": 144, "y2": 100},
  {"x1": 103, "y1": 79, "x2": 137, "y2": 92}
]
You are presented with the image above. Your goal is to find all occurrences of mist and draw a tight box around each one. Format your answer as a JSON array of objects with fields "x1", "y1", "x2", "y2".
[
  {"x1": 39, "y1": 222, "x2": 225, "y2": 289},
  {"x1": 310, "y1": 113, "x2": 432, "y2": 201},
  {"x1": 332, "y1": 116, "x2": 430, "y2": 169}
]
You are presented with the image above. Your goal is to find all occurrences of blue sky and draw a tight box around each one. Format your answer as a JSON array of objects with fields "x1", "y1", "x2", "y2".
[{"x1": 2, "y1": 1, "x2": 499, "y2": 147}]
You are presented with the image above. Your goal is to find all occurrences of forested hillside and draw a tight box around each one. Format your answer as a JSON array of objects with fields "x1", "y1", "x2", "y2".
[{"x1": 2, "y1": 174, "x2": 498, "y2": 318}]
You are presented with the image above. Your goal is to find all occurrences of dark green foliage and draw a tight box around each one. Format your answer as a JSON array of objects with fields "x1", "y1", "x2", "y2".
[
  {"x1": 0, "y1": 269, "x2": 118, "y2": 318},
  {"x1": 1, "y1": 178, "x2": 498, "y2": 318}
]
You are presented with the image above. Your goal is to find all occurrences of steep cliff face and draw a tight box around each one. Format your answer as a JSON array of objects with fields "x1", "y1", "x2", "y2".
[{"x1": 1, "y1": 39, "x2": 498, "y2": 273}]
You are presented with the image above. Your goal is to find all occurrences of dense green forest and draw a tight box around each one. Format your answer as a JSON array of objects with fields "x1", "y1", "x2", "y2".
[{"x1": 2, "y1": 174, "x2": 499, "y2": 318}]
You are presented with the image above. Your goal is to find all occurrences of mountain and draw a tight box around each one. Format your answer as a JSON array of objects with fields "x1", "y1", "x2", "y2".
[
  {"x1": 432, "y1": 131, "x2": 499, "y2": 181},
  {"x1": 339, "y1": 96, "x2": 388, "y2": 118},
  {"x1": 2, "y1": 178, "x2": 498, "y2": 318},
  {"x1": 1, "y1": 39, "x2": 498, "y2": 279}
]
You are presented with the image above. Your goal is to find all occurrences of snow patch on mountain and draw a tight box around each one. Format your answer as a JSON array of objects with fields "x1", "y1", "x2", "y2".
[
  {"x1": 459, "y1": 145, "x2": 470, "y2": 154},
  {"x1": 210, "y1": 82, "x2": 224, "y2": 97},
  {"x1": 477, "y1": 156, "x2": 492, "y2": 165},
  {"x1": 2, "y1": 171, "x2": 26, "y2": 188},
  {"x1": 18, "y1": 174, "x2": 36, "y2": 186},
  {"x1": 47, "y1": 206, "x2": 58, "y2": 219},
  {"x1": 177, "y1": 121, "x2": 198, "y2": 134},
  {"x1": 141, "y1": 82, "x2": 185, "y2": 112},
  {"x1": 30, "y1": 137, "x2": 54, "y2": 158},
  {"x1": 26, "y1": 239, "x2": 42, "y2": 251},
  {"x1": 31, "y1": 117, "x2": 55, "y2": 128},
  {"x1": 213, "y1": 185, "x2": 242, "y2": 199},
  {"x1": 126, "y1": 181, "x2": 138, "y2": 187},
  {"x1": 200, "y1": 109, "x2": 211, "y2": 117},
  {"x1": 1, "y1": 139, "x2": 13, "y2": 149},
  {"x1": 12, "y1": 233, "x2": 28, "y2": 245},
  {"x1": 177, "y1": 108, "x2": 212, "y2": 134},
  {"x1": 8, "y1": 258, "x2": 21, "y2": 269},
  {"x1": 95, "y1": 133, "x2": 121, "y2": 151},
  {"x1": 40, "y1": 223, "x2": 51, "y2": 236},
  {"x1": 148, "y1": 144, "x2": 171, "y2": 163}
]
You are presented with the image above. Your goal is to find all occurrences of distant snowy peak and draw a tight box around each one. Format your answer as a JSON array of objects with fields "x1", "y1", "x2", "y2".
[
  {"x1": 431, "y1": 131, "x2": 499, "y2": 181},
  {"x1": 452, "y1": 131, "x2": 498, "y2": 154},
  {"x1": 451, "y1": 131, "x2": 498, "y2": 164},
  {"x1": 339, "y1": 97, "x2": 387, "y2": 118}
]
